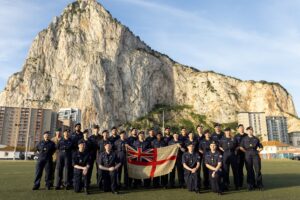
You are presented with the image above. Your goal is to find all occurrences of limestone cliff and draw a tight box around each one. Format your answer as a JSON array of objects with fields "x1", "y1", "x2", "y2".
[{"x1": 0, "y1": 0, "x2": 299, "y2": 131}]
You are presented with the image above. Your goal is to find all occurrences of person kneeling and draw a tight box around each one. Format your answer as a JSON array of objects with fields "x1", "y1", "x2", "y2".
[
  {"x1": 72, "y1": 140, "x2": 91, "y2": 195},
  {"x1": 205, "y1": 141, "x2": 223, "y2": 195},
  {"x1": 98, "y1": 142, "x2": 121, "y2": 194}
]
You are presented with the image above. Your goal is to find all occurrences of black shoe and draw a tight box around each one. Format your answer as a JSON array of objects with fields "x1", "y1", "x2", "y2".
[
  {"x1": 46, "y1": 186, "x2": 51, "y2": 190},
  {"x1": 248, "y1": 186, "x2": 254, "y2": 191},
  {"x1": 195, "y1": 190, "x2": 200, "y2": 194},
  {"x1": 218, "y1": 192, "x2": 223, "y2": 195},
  {"x1": 32, "y1": 185, "x2": 39, "y2": 190},
  {"x1": 55, "y1": 187, "x2": 61, "y2": 190}
]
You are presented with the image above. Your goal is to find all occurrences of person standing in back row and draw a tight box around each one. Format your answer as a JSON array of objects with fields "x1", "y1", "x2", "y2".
[{"x1": 240, "y1": 126, "x2": 264, "y2": 191}]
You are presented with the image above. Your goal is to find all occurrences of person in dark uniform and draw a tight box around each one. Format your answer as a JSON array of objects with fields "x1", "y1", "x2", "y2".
[
  {"x1": 109, "y1": 127, "x2": 120, "y2": 144},
  {"x1": 127, "y1": 128, "x2": 140, "y2": 188},
  {"x1": 98, "y1": 143, "x2": 121, "y2": 194},
  {"x1": 72, "y1": 139, "x2": 91, "y2": 195},
  {"x1": 195, "y1": 124, "x2": 204, "y2": 188},
  {"x1": 133, "y1": 131, "x2": 151, "y2": 188},
  {"x1": 168, "y1": 132, "x2": 185, "y2": 188},
  {"x1": 152, "y1": 131, "x2": 168, "y2": 188},
  {"x1": 179, "y1": 127, "x2": 188, "y2": 144},
  {"x1": 205, "y1": 141, "x2": 223, "y2": 195},
  {"x1": 199, "y1": 129, "x2": 213, "y2": 189},
  {"x1": 240, "y1": 126, "x2": 264, "y2": 191},
  {"x1": 196, "y1": 125, "x2": 205, "y2": 142},
  {"x1": 88, "y1": 125, "x2": 102, "y2": 187},
  {"x1": 164, "y1": 127, "x2": 172, "y2": 144},
  {"x1": 97, "y1": 130, "x2": 111, "y2": 190},
  {"x1": 114, "y1": 130, "x2": 129, "y2": 189},
  {"x1": 219, "y1": 128, "x2": 238, "y2": 190},
  {"x1": 55, "y1": 129, "x2": 73, "y2": 190},
  {"x1": 211, "y1": 123, "x2": 224, "y2": 144},
  {"x1": 234, "y1": 124, "x2": 247, "y2": 188},
  {"x1": 146, "y1": 128, "x2": 157, "y2": 144},
  {"x1": 82, "y1": 129, "x2": 94, "y2": 187},
  {"x1": 182, "y1": 142, "x2": 201, "y2": 193},
  {"x1": 32, "y1": 131, "x2": 56, "y2": 190},
  {"x1": 71, "y1": 123, "x2": 83, "y2": 150}
]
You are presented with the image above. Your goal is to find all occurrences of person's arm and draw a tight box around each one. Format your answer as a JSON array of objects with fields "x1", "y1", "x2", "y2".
[
  {"x1": 239, "y1": 139, "x2": 246, "y2": 153},
  {"x1": 205, "y1": 163, "x2": 217, "y2": 171},
  {"x1": 191, "y1": 162, "x2": 200, "y2": 173},
  {"x1": 257, "y1": 139, "x2": 263, "y2": 152}
]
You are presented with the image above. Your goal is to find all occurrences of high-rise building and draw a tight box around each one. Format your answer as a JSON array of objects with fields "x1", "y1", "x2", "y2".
[
  {"x1": 237, "y1": 112, "x2": 268, "y2": 141},
  {"x1": 0, "y1": 106, "x2": 54, "y2": 149},
  {"x1": 289, "y1": 132, "x2": 300, "y2": 147},
  {"x1": 266, "y1": 116, "x2": 288, "y2": 144}
]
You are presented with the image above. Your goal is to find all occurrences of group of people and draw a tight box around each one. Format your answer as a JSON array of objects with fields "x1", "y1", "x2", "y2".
[{"x1": 32, "y1": 123, "x2": 264, "y2": 195}]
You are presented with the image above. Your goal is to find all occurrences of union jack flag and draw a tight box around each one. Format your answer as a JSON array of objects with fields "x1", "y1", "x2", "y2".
[{"x1": 127, "y1": 145, "x2": 154, "y2": 162}]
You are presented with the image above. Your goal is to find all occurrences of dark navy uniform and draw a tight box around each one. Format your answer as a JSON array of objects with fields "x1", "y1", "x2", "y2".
[
  {"x1": 168, "y1": 139, "x2": 185, "y2": 187},
  {"x1": 164, "y1": 134, "x2": 172, "y2": 144},
  {"x1": 98, "y1": 151, "x2": 120, "y2": 192},
  {"x1": 71, "y1": 132, "x2": 83, "y2": 150},
  {"x1": 114, "y1": 138, "x2": 129, "y2": 188},
  {"x1": 205, "y1": 151, "x2": 223, "y2": 193},
  {"x1": 97, "y1": 139, "x2": 111, "y2": 189},
  {"x1": 219, "y1": 136, "x2": 238, "y2": 189},
  {"x1": 55, "y1": 138, "x2": 73, "y2": 189},
  {"x1": 152, "y1": 139, "x2": 167, "y2": 187},
  {"x1": 33, "y1": 139, "x2": 56, "y2": 189},
  {"x1": 185, "y1": 139, "x2": 199, "y2": 152},
  {"x1": 179, "y1": 134, "x2": 188, "y2": 144},
  {"x1": 83, "y1": 139, "x2": 95, "y2": 186},
  {"x1": 88, "y1": 134, "x2": 102, "y2": 186},
  {"x1": 127, "y1": 135, "x2": 138, "y2": 187},
  {"x1": 199, "y1": 138, "x2": 212, "y2": 189},
  {"x1": 109, "y1": 135, "x2": 120, "y2": 145},
  {"x1": 145, "y1": 135, "x2": 156, "y2": 144},
  {"x1": 211, "y1": 132, "x2": 224, "y2": 144},
  {"x1": 234, "y1": 133, "x2": 247, "y2": 187},
  {"x1": 72, "y1": 149, "x2": 91, "y2": 193},
  {"x1": 240, "y1": 136, "x2": 263, "y2": 189},
  {"x1": 128, "y1": 135, "x2": 138, "y2": 147},
  {"x1": 182, "y1": 152, "x2": 201, "y2": 192}
]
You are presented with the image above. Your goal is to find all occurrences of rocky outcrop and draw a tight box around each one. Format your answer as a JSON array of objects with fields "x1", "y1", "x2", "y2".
[{"x1": 0, "y1": 0, "x2": 299, "y2": 131}]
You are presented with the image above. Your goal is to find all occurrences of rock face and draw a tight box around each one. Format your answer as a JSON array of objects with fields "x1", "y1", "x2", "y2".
[{"x1": 0, "y1": 0, "x2": 299, "y2": 131}]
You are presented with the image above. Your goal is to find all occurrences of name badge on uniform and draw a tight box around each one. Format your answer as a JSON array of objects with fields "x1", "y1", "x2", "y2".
[
  {"x1": 250, "y1": 144, "x2": 253, "y2": 147},
  {"x1": 43, "y1": 148, "x2": 47, "y2": 151}
]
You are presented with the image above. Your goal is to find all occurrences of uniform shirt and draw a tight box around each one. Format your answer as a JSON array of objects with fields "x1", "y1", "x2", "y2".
[
  {"x1": 219, "y1": 137, "x2": 237, "y2": 152},
  {"x1": 199, "y1": 139, "x2": 213, "y2": 155},
  {"x1": 164, "y1": 135, "x2": 172, "y2": 144},
  {"x1": 240, "y1": 135, "x2": 263, "y2": 152},
  {"x1": 71, "y1": 132, "x2": 83, "y2": 150},
  {"x1": 145, "y1": 136, "x2": 157, "y2": 144},
  {"x1": 109, "y1": 135, "x2": 120, "y2": 144},
  {"x1": 179, "y1": 134, "x2": 188, "y2": 144},
  {"x1": 196, "y1": 134, "x2": 205, "y2": 143},
  {"x1": 152, "y1": 139, "x2": 167, "y2": 148},
  {"x1": 98, "y1": 151, "x2": 120, "y2": 167},
  {"x1": 88, "y1": 135, "x2": 102, "y2": 159},
  {"x1": 83, "y1": 139, "x2": 94, "y2": 155},
  {"x1": 114, "y1": 139, "x2": 128, "y2": 152},
  {"x1": 36, "y1": 140, "x2": 56, "y2": 160},
  {"x1": 133, "y1": 140, "x2": 151, "y2": 151},
  {"x1": 57, "y1": 138, "x2": 73, "y2": 154},
  {"x1": 72, "y1": 150, "x2": 91, "y2": 167},
  {"x1": 128, "y1": 136, "x2": 138, "y2": 147},
  {"x1": 211, "y1": 132, "x2": 224, "y2": 143},
  {"x1": 205, "y1": 151, "x2": 222, "y2": 168},
  {"x1": 182, "y1": 152, "x2": 201, "y2": 168}
]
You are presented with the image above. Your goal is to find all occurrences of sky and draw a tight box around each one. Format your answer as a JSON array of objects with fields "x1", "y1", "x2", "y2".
[{"x1": 0, "y1": 0, "x2": 299, "y2": 115}]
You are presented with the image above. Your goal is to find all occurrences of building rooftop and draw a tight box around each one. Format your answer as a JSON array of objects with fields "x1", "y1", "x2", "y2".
[{"x1": 262, "y1": 141, "x2": 289, "y2": 147}]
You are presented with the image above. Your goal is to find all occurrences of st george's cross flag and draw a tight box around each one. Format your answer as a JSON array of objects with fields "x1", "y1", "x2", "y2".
[{"x1": 126, "y1": 144, "x2": 179, "y2": 179}]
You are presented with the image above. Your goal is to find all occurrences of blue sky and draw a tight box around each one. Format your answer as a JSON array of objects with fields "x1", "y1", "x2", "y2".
[{"x1": 0, "y1": 0, "x2": 299, "y2": 115}]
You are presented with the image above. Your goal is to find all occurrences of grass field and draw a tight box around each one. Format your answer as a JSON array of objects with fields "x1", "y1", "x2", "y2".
[{"x1": 0, "y1": 160, "x2": 299, "y2": 200}]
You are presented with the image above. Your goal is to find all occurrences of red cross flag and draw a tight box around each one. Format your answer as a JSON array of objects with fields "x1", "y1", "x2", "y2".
[{"x1": 126, "y1": 144, "x2": 179, "y2": 179}]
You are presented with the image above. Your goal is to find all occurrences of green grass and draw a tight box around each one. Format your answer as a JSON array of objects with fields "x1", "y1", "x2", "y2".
[{"x1": 0, "y1": 160, "x2": 299, "y2": 200}]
